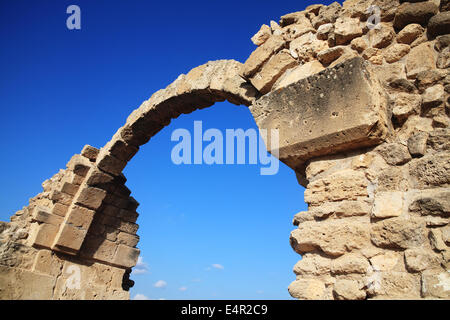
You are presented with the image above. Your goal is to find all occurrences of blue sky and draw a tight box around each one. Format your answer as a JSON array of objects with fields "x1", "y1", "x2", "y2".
[{"x1": 0, "y1": 0, "x2": 340, "y2": 299}]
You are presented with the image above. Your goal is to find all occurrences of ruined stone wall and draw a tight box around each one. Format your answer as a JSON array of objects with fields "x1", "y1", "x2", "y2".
[
  {"x1": 0, "y1": 0, "x2": 449, "y2": 299},
  {"x1": 239, "y1": 0, "x2": 449, "y2": 299}
]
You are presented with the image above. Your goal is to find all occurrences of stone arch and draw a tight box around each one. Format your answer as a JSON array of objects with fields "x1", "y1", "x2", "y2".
[{"x1": 9, "y1": 60, "x2": 260, "y2": 279}]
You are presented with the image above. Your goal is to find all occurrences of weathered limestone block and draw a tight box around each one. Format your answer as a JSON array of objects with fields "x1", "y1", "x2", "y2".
[
  {"x1": 371, "y1": 271, "x2": 421, "y2": 299},
  {"x1": 308, "y1": 200, "x2": 372, "y2": 219},
  {"x1": 429, "y1": 229, "x2": 447, "y2": 252},
  {"x1": 279, "y1": 11, "x2": 311, "y2": 27},
  {"x1": 74, "y1": 186, "x2": 107, "y2": 211},
  {"x1": 28, "y1": 222, "x2": 59, "y2": 249},
  {"x1": 317, "y1": 23, "x2": 333, "y2": 40},
  {"x1": 304, "y1": 170, "x2": 368, "y2": 205},
  {"x1": 421, "y1": 270, "x2": 450, "y2": 298},
  {"x1": 31, "y1": 249, "x2": 63, "y2": 277},
  {"x1": 333, "y1": 279, "x2": 366, "y2": 300},
  {"x1": 404, "y1": 248, "x2": 440, "y2": 272},
  {"x1": 383, "y1": 44, "x2": 411, "y2": 63},
  {"x1": 409, "y1": 153, "x2": 450, "y2": 188},
  {"x1": 0, "y1": 265, "x2": 56, "y2": 299},
  {"x1": 251, "y1": 24, "x2": 271, "y2": 46},
  {"x1": 52, "y1": 261, "x2": 128, "y2": 300},
  {"x1": 241, "y1": 35, "x2": 286, "y2": 78},
  {"x1": 390, "y1": 92, "x2": 421, "y2": 123},
  {"x1": 427, "y1": 128, "x2": 450, "y2": 152},
  {"x1": 372, "y1": 191, "x2": 404, "y2": 219},
  {"x1": 397, "y1": 23, "x2": 424, "y2": 44},
  {"x1": 376, "y1": 143, "x2": 412, "y2": 165},
  {"x1": 290, "y1": 219, "x2": 370, "y2": 257},
  {"x1": 331, "y1": 253, "x2": 369, "y2": 275},
  {"x1": 289, "y1": 33, "x2": 328, "y2": 63},
  {"x1": 273, "y1": 61, "x2": 325, "y2": 91},
  {"x1": 96, "y1": 150, "x2": 127, "y2": 177},
  {"x1": 334, "y1": 17, "x2": 362, "y2": 45},
  {"x1": 31, "y1": 206, "x2": 63, "y2": 226},
  {"x1": 311, "y1": 1, "x2": 342, "y2": 29},
  {"x1": 250, "y1": 50, "x2": 298, "y2": 94},
  {"x1": 405, "y1": 42, "x2": 437, "y2": 78},
  {"x1": 52, "y1": 223, "x2": 87, "y2": 254},
  {"x1": 370, "y1": 251, "x2": 403, "y2": 272},
  {"x1": 81, "y1": 145, "x2": 99, "y2": 162},
  {"x1": 393, "y1": 1, "x2": 439, "y2": 30},
  {"x1": 350, "y1": 37, "x2": 368, "y2": 53},
  {"x1": 372, "y1": 166, "x2": 406, "y2": 192},
  {"x1": 117, "y1": 232, "x2": 139, "y2": 247},
  {"x1": 409, "y1": 189, "x2": 450, "y2": 217},
  {"x1": 369, "y1": 23, "x2": 395, "y2": 49},
  {"x1": 250, "y1": 57, "x2": 389, "y2": 173},
  {"x1": 371, "y1": 217, "x2": 426, "y2": 249},
  {"x1": 288, "y1": 279, "x2": 327, "y2": 300},
  {"x1": 80, "y1": 235, "x2": 118, "y2": 263},
  {"x1": 66, "y1": 154, "x2": 92, "y2": 177},
  {"x1": 407, "y1": 131, "x2": 428, "y2": 157},
  {"x1": 282, "y1": 23, "x2": 316, "y2": 42},
  {"x1": 113, "y1": 244, "x2": 140, "y2": 268},
  {"x1": 49, "y1": 190, "x2": 73, "y2": 206},
  {"x1": 293, "y1": 254, "x2": 331, "y2": 276},
  {"x1": 428, "y1": 11, "x2": 450, "y2": 38}
]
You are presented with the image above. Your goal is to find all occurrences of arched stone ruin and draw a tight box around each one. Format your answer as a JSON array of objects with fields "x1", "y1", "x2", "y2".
[{"x1": 1, "y1": 0, "x2": 449, "y2": 299}]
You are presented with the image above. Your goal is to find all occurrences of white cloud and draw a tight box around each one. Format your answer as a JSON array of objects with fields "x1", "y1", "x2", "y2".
[
  {"x1": 179, "y1": 286, "x2": 188, "y2": 292},
  {"x1": 212, "y1": 264, "x2": 224, "y2": 270},
  {"x1": 132, "y1": 256, "x2": 149, "y2": 275},
  {"x1": 133, "y1": 293, "x2": 149, "y2": 300},
  {"x1": 192, "y1": 278, "x2": 201, "y2": 282},
  {"x1": 256, "y1": 290, "x2": 264, "y2": 294},
  {"x1": 154, "y1": 280, "x2": 167, "y2": 288}
]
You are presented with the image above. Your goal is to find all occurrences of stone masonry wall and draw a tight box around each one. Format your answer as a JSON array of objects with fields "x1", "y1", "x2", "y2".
[
  {"x1": 0, "y1": 0, "x2": 449, "y2": 299},
  {"x1": 238, "y1": 0, "x2": 449, "y2": 299}
]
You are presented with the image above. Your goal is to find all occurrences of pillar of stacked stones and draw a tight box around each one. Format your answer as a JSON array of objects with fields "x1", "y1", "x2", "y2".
[{"x1": 1, "y1": 0, "x2": 449, "y2": 299}]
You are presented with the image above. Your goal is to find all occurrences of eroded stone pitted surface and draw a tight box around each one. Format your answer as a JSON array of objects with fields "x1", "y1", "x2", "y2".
[{"x1": 1, "y1": 0, "x2": 449, "y2": 300}]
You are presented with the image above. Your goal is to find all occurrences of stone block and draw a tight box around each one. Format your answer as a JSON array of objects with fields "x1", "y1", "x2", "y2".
[
  {"x1": 372, "y1": 191, "x2": 404, "y2": 218},
  {"x1": 0, "y1": 265, "x2": 56, "y2": 299},
  {"x1": 250, "y1": 57, "x2": 389, "y2": 172},
  {"x1": 409, "y1": 153, "x2": 450, "y2": 188},
  {"x1": 66, "y1": 154, "x2": 92, "y2": 177},
  {"x1": 65, "y1": 205, "x2": 95, "y2": 230},
  {"x1": 96, "y1": 151, "x2": 127, "y2": 177},
  {"x1": 421, "y1": 270, "x2": 450, "y2": 298},
  {"x1": 304, "y1": 170, "x2": 368, "y2": 205},
  {"x1": 241, "y1": 35, "x2": 286, "y2": 78},
  {"x1": 113, "y1": 244, "x2": 140, "y2": 268},
  {"x1": 333, "y1": 279, "x2": 366, "y2": 300},
  {"x1": 288, "y1": 279, "x2": 327, "y2": 300},
  {"x1": 250, "y1": 50, "x2": 298, "y2": 94},
  {"x1": 52, "y1": 223, "x2": 87, "y2": 254},
  {"x1": 405, "y1": 42, "x2": 437, "y2": 78},
  {"x1": 409, "y1": 189, "x2": 450, "y2": 217},
  {"x1": 331, "y1": 253, "x2": 369, "y2": 275},
  {"x1": 75, "y1": 186, "x2": 107, "y2": 210},
  {"x1": 370, "y1": 217, "x2": 426, "y2": 249},
  {"x1": 293, "y1": 254, "x2": 331, "y2": 276},
  {"x1": 32, "y1": 206, "x2": 63, "y2": 226},
  {"x1": 117, "y1": 232, "x2": 140, "y2": 247},
  {"x1": 52, "y1": 203, "x2": 69, "y2": 217},
  {"x1": 81, "y1": 145, "x2": 99, "y2": 161},
  {"x1": 290, "y1": 219, "x2": 370, "y2": 257},
  {"x1": 28, "y1": 222, "x2": 59, "y2": 249}
]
